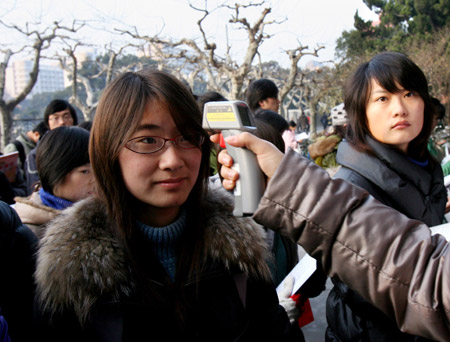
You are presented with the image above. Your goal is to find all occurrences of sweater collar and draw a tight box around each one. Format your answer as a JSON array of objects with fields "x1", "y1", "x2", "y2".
[{"x1": 138, "y1": 208, "x2": 187, "y2": 247}]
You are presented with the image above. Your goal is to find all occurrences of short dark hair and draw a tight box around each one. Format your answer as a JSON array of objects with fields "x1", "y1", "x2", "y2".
[
  {"x1": 254, "y1": 118, "x2": 285, "y2": 153},
  {"x1": 78, "y1": 120, "x2": 93, "y2": 131},
  {"x1": 288, "y1": 120, "x2": 296, "y2": 127},
  {"x1": 344, "y1": 52, "x2": 433, "y2": 159},
  {"x1": 44, "y1": 99, "x2": 78, "y2": 127},
  {"x1": 246, "y1": 79, "x2": 279, "y2": 112},
  {"x1": 254, "y1": 110, "x2": 288, "y2": 134},
  {"x1": 32, "y1": 121, "x2": 49, "y2": 138},
  {"x1": 196, "y1": 91, "x2": 228, "y2": 111},
  {"x1": 36, "y1": 126, "x2": 90, "y2": 194}
]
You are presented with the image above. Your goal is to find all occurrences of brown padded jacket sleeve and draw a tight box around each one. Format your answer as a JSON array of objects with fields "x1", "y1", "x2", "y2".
[{"x1": 254, "y1": 149, "x2": 450, "y2": 341}]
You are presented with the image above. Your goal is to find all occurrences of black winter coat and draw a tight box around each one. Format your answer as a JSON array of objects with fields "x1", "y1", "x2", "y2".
[
  {"x1": 325, "y1": 136, "x2": 447, "y2": 342},
  {"x1": 34, "y1": 187, "x2": 302, "y2": 341},
  {"x1": 0, "y1": 201, "x2": 38, "y2": 341}
]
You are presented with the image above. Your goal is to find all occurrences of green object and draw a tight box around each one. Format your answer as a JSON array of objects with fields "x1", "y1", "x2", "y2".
[
  {"x1": 428, "y1": 138, "x2": 445, "y2": 163},
  {"x1": 209, "y1": 148, "x2": 218, "y2": 175},
  {"x1": 442, "y1": 160, "x2": 450, "y2": 177}
]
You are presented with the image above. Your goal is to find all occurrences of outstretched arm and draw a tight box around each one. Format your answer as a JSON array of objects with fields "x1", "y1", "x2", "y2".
[{"x1": 212, "y1": 132, "x2": 450, "y2": 341}]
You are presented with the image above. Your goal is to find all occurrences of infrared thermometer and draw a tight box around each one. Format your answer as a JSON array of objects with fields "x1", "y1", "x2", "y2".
[{"x1": 203, "y1": 100, "x2": 265, "y2": 217}]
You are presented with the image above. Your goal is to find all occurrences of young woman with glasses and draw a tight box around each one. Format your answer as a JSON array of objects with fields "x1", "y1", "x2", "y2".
[{"x1": 33, "y1": 70, "x2": 301, "y2": 341}]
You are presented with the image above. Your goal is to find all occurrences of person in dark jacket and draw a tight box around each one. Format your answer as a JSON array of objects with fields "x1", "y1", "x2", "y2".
[
  {"x1": 0, "y1": 156, "x2": 27, "y2": 204},
  {"x1": 0, "y1": 201, "x2": 38, "y2": 341},
  {"x1": 325, "y1": 52, "x2": 447, "y2": 342},
  {"x1": 320, "y1": 112, "x2": 329, "y2": 131},
  {"x1": 34, "y1": 70, "x2": 300, "y2": 341},
  {"x1": 25, "y1": 99, "x2": 78, "y2": 195},
  {"x1": 3, "y1": 121, "x2": 48, "y2": 173}
]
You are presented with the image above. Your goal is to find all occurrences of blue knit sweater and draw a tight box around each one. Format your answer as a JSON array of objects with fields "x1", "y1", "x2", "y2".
[{"x1": 137, "y1": 209, "x2": 186, "y2": 280}]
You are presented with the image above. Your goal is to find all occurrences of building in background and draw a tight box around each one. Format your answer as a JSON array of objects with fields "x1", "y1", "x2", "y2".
[{"x1": 5, "y1": 60, "x2": 65, "y2": 100}]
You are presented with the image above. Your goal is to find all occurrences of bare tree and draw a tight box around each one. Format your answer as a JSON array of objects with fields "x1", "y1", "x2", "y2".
[
  {"x1": 301, "y1": 65, "x2": 343, "y2": 136},
  {"x1": 262, "y1": 58, "x2": 343, "y2": 135},
  {"x1": 278, "y1": 45, "x2": 324, "y2": 113},
  {"x1": 406, "y1": 27, "x2": 450, "y2": 117},
  {"x1": 57, "y1": 41, "x2": 135, "y2": 121},
  {"x1": 0, "y1": 20, "x2": 82, "y2": 148},
  {"x1": 119, "y1": 1, "x2": 300, "y2": 100}
]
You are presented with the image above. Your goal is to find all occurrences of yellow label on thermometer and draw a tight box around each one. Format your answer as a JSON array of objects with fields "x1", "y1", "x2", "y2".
[{"x1": 206, "y1": 105, "x2": 237, "y2": 122}]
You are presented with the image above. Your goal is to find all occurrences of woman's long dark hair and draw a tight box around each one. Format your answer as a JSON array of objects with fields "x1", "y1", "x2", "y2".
[
  {"x1": 344, "y1": 51, "x2": 434, "y2": 159},
  {"x1": 90, "y1": 70, "x2": 211, "y2": 298}
]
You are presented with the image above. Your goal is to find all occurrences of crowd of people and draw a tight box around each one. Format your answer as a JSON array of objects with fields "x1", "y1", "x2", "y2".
[{"x1": 0, "y1": 51, "x2": 449, "y2": 341}]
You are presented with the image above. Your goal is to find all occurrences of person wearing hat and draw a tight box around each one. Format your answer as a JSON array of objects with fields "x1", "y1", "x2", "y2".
[{"x1": 24, "y1": 100, "x2": 78, "y2": 195}]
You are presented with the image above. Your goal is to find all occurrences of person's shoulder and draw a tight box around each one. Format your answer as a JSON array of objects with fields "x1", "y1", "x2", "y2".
[
  {"x1": 0, "y1": 201, "x2": 38, "y2": 252},
  {"x1": 335, "y1": 165, "x2": 383, "y2": 198},
  {"x1": 0, "y1": 201, "x2": 22, "y2": 232},
  {"x1": 3, "y1": 142, "x2": 18, "y2": 154},
  {"x1": 36, "y1": 197, "x2": 132, "y2": 323},
  {"x1": 24, "y1": 147, "x2": 37, "y2": 166},
  {"x1": 27, "y1": 146, "x2": 37, "y2": 157},
  {"x1": 43, "y1": 197, "x2": 108, "y2": 238}
]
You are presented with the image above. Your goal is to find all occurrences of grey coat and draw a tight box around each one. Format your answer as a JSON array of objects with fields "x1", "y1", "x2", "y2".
[{"x1": 335, "y1": 136, "x2": 447, "y2": 226}]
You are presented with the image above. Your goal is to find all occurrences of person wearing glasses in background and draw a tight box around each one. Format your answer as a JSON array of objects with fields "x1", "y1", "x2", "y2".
[
  {"x1": 24, "y1": 100, "x2": 78, "y2": 195},
  {"x1": 33, "y1": 70, "x2": 302, "y2": 341}
]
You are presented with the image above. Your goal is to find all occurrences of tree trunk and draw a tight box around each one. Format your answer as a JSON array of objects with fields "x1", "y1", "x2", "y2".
[
  {"x1": 0, "y1": 103, "x2": 12, "y2": 150},
  {"x1": 309, "y1": 100, "x2": 317, "y2": 136}
]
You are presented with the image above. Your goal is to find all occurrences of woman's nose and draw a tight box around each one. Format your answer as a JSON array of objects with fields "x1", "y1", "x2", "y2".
[
  {"x1": 159, "y1": 143, "x2": 184, "y2": 170},
  {"x1": 392, "y1": 96, "x2": 407, "y2": 117}
]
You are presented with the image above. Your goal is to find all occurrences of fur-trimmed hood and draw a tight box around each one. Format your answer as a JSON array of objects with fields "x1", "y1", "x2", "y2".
[
  {"x1": 35, "y1": 184, "x2": 271, "y2": 323},
  {"x1": 14, "y1": 192, "x2": 59, "y2": 239}
]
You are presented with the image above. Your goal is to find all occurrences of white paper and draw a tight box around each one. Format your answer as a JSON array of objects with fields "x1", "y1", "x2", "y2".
[
  {"x1": 276, "y1": 253, "x2": 317, "y2": 296},
  {"x1": 295, "y1": 132, "x2": 309, "y2": 141},
  {"x1": 430, "y1": 222, "x2": 450, "y2": 241}
]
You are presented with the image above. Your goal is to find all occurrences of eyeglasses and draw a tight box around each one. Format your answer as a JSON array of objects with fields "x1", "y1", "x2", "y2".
[
  {"x1": 48, "y1": 113, "x2": 73, "y2": 123},
  {"x1": 125, "y1": 134, "x2": 205, "y2": 154}
]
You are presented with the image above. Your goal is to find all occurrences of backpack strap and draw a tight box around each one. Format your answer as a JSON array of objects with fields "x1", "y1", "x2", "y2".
[{"x1": 12, "y1": 140, "x2": 25, "y2": 170}]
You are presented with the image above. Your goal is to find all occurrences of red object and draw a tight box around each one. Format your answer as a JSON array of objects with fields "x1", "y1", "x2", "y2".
[
  {"x1": 219, "y1": 133, "x2": 226, "y2": 148},
  {"x1": 291, "y1": 294, "x2": 314, "y2": 328}
]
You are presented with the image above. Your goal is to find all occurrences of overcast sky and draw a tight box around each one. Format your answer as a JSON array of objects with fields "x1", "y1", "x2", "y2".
[{"x1": 1, "y1": 0, "x2": 379, "y2": 68}]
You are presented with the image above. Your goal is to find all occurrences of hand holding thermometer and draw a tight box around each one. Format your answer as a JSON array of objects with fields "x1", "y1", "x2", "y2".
[{"x1": 202, "y1": 100, "x2": 265, "y2": 217}]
